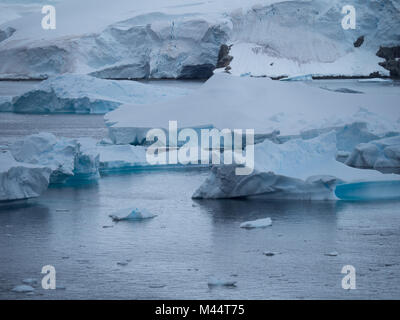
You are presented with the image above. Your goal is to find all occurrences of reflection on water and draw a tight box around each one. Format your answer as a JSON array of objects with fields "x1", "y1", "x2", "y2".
[{"x1": 1, "y1": 170, "x2": 400, "y2": 299}]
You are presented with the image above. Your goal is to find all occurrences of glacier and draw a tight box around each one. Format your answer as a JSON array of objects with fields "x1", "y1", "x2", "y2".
[
  {"x1": 105, "y1": 73, "x2": 400, "y2": 145},
  {"x1": 0, "y1": 0, "x2": 399, "y2": 79},
  {"x1": 193, "y1": 132, "x2": 400, "y2": 200},
  {"x1": 4, "y1": 74, "x2": 188, "y2": 114},
  {"x1": 0, "y1": 150, "x2": 51, "y2": 201}
]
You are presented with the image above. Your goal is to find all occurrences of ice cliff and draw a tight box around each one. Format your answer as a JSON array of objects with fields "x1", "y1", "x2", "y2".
[{"x1": 0, "y1": 150, "x2": 51, "y2": 201}]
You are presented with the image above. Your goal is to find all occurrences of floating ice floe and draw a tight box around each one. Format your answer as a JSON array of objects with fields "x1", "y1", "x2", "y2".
[
  {"x1": 0, "y1": 151, "x2": 51, "y2": 201},
  {"x1": 105, "y1": 73, "x2": 400, "y2": 145},
  {"x1": 240, "y1": 218, "x2": 272, "y2": 229},
  {"x1": 324, "y1": 251, "x2": 339, "y2": 257},
  {"x1": 10, "y1": 133, "x2": 100, "y2": 184},
  {"x1": 6, "y1": 74, "x2": 188, "y2": 114},
  {"x1": 346, "y1": 135, "x2": 400, "y2": 174},
  {"x1": 207, "y1": 277, "x2": 237, "y2": 288},
  {"x1": 11, "y1": 285, "x2": 35, "y2": 293},
  {"x1": 193, "y1": 132, "x2": 400, "y2": 200},
  {"x1": 109, "y1": 207, "x2": 157, "y2": 222}
]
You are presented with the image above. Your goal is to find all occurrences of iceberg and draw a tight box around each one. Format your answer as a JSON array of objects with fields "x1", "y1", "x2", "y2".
[
  {"x1": 109, "y1": 207, "x2": 157, "y2": 221},
  {"x1": 346, "y1": 136, "x2": 400, "y2": 174},
  {"x1": 11, "y1": 285, "x2": 35, "y2": 293},
  {"x1": 105, "y1": 73, "x2": 400, "y2": 145},
  {"x1": 10, "y1": 133, "x2": 100, "y2": 184},
  {"x1": 0, "y1": 151, "x2": 51, "y2": 201},
  {"x1": 7, "y1": 74, "x2": 188, "y2": 114},
  {"x1": 98, "y1": 144, "x2": 148, "y2": 174},
  {"x1": 193, "y1": 132, "x2": 400, "y2": 200},
  {"x1": 240, "y1": 218, "x2": 272, "y2": 229},
  {"x1": 0, "y1": 96, "x2": 12, "y2": 112}
]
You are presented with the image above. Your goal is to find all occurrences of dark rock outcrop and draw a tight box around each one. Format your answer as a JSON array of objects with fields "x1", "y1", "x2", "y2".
[
  {"x1": 353, "y1": 36, "x2": 364, "y2": 48},
  {"x1": 376, "y1": 46, "x2": 400, "y2": 77},
  {"x1": 216, "y1": 44, "x2": 233, "y2": 69}
]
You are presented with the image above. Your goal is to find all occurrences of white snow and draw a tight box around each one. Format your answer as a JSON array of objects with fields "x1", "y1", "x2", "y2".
[
  {"x1": 105, "y1": 73, "x2": 400, "y2": 144},
  {"x1": 7, "y1": 74, "x2": 188, "y2": 114},
  {"x1": 109, "y1": 207, "x2": 157, "y2": 221},
  {"x1": 240, "y1": 218, "x2": 272, "y2": 229},
  {"x1": 0, "y1": 0, "x2": 398, "y2": 79},
  {"x1": 0, "y1": 151, "x2": 51, "y2": 201}
]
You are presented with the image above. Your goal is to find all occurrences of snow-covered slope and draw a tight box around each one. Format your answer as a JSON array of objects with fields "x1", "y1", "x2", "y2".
[
  {"x1": 0, "y1": 150, "x2": 51, "y2": 201},
  {"x1": 105, "y1": 73, "x2": 400, "y2": 144},
  {"x1": 2, "y1": 74, "x2": 188, "y2": 114},
  {"x1": 0, "y1": 0, "x2": 399, "y2": 79}
]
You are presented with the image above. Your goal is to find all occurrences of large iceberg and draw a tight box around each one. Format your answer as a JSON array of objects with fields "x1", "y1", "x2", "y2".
[
  {"x1": 105, "y1": 73, "x2": 400, "y2": 145},
  {"x1": 0, "y1": 151, "x2": 51, "y2": 201},
  {"x1": 193, "y1": 132, "x2": 400, "y2": 200},
  {"x1": 6, "y1": 74, "x2": 188, "y2": 114},
  {"x1": 10, "y1": 133, "x2": 100, "y2": 184},
  {"x1": 346, "y1": 136, "x2": 400, "y2": 174},
  {"x1": 0, "y1": 0, "x2": 399, "y2": 79}
]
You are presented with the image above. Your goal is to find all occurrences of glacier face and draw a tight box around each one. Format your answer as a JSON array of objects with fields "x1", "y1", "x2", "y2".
[
  {"x1": 0, "y1": 0, "x2": 399, "y2": 79},
  {"x1": 4, "y1": 74, "x2": 188, "y2": 114},
  {"x1": 0, "y1": 150, "x2": 51, "y2": 201}
]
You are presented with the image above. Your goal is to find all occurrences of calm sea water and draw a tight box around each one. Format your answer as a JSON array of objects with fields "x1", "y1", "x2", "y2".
[{"x1": 1, "y1": 80, "x2": 400, "y2": 299}]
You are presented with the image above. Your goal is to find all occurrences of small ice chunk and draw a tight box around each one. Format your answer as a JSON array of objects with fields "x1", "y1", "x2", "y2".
[
  {"x1": 207, "y1": 278, "x2": 237, "y2": 287},
  {"x1": 240, "y1": 218, "x2": 272, "y2": 229},
  {"x1": 109, "y1": 208, "x2": 157, "y2": 222},
  {"x1": 22, "y1": 278, "x2": 38, "y2": 286},
  {"x1": 11, "y1": 285, "x2": 35, "y2": 293},
  {"x1": 324, "y1": 251, "x2": 339, "y2": 257}
]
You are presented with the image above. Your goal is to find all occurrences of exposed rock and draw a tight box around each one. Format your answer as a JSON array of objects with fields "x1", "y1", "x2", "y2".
[
  {"x1": 376, "y1": 46, "x2": 400, "y2": 78},
  {"x1": 216, "y1": 44, "x2": 233, "y2": 69},
  {"x1": 353, "y1": 36, "x2": 364, "y2": 48}
]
